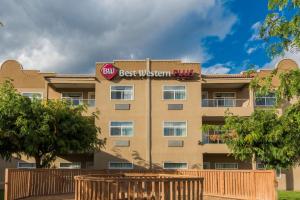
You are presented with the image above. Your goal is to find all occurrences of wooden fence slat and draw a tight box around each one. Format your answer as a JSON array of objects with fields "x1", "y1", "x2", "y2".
[{"x1": 4, "y1": 169, "x2": 276, "y2": 200}]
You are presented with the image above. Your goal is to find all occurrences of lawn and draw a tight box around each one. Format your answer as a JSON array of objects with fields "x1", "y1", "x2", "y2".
[{"x1": 279, "y1": 191, "x2": 300, "y2": 200}]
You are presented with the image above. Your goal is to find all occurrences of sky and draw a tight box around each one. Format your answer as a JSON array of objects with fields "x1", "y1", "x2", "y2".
[{"x1": 0, "y1": 0, "x2": 299, "y2": 74}]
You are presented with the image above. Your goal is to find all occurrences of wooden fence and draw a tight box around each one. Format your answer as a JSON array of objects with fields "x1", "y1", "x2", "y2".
[
  {"x1": 75, "y1": 174, "x2": 204, "y2": 200},
  {"x1": 4, "y1": 169, "x2": 277, "y2": 200}
]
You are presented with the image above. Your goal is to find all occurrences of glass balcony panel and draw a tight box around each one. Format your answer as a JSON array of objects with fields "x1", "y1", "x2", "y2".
[
  {"x1": 61, "y1": 98, "x2": 96, "y2": 107},
  {"x1": 202, "y1": 99, "x2": 246, "y2": 107},
  {"x1": 202, "y1": 130, "x2": 224, "y2": 144}
]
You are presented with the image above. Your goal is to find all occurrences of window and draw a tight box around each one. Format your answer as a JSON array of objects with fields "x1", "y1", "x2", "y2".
[
  {"x1": 110, "y1": 122, "x2": 134, "y2": 136},
  {"x1": 62, "y1": 92, "x2": 83, "y2": 98},
  {"x1": 62, "y1": 92, "x2": 83, "y2": 106},
  {"x1": 17, "y1": 162, "x2": 36, "y2": 169},
  {"x1": 163, "y1": 121, "x2": 187, "y2": 137},
  {"x1": 215, "y1": 163, "x2": 238, "y2": 170},
  {"x1": 202, "y1": 91, "x2": 209, "y2": 107},
  {"x1": 163, "y1": 86, "x2": 186, "y2": 100},
  {"x1": 59, "y1": 162, "x2": 81, "y2": 169},
  {"x1": 109, "y1": 162, "x2": 133, "y2": 169},
  {"x1": 256, "y1": 163, "x2": 265, "y2": 170},
  {"x1": 163, "y1": 162, "x2": 188, "y2": 169},
  {"x1": 88, "y1": 92, "x2": 96, "y2": 107},
  {"x1": 203, "y1": 162, "x2": 210, "y2": 169},
  {"x1": 214, "y1": 92, "x2": 235, "y2": 98},
  {"x1": 214, "y1": 92, "x2": 236, "y2": 107},
  {"x1": 202, "y1": 130, "x2": 224, "y2": 144},
  {"x1": 255, "y1": 93, "x2": 276, "y2": 107},
  {"x1": 86, "y1": 162, "x2": 94, "y2": 169},
  {"x1": 111, "y1": 86, "x2": 133, "y2": 100},
  {"x1": 22, "y1": 92, "x2": 42, "y2": 99}
]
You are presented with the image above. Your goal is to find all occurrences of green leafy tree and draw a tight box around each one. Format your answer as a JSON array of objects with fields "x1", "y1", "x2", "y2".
[
  {"x1": 220, "y1": 67, "x2": 300, "y2": 169},
  {"x1": 0, "y1": 81, "x2": 27, "y2": 160},
  {"x1": 0, "y1": 81, "x2": 105, "y2": 168},
  {"x1": 222, "y1": 109, "x2": 300, "y2": 169},
  {"x1": 260, "y1": 0, "x2": 300, "y2": 57}
]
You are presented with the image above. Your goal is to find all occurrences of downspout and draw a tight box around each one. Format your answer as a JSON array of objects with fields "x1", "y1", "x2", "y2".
[
  {"x1": 146, "y1": 58, "x2": 152, "y2": 169},
  {"x1": 44, "y1": 80, "x2": 49, "y2": 100}
]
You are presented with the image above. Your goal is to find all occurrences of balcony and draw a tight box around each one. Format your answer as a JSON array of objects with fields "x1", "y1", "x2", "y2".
[
  {"x1": 201, "y1": 98, "x2": 253, "y2": 116},
  {"x1": 255, "y1": 97, "x2": 276, "y2": 107},
  {"x1": 201, "y1": 81, "x2": 254, "y2": 116},
  {"x1": 202, "y1": 99, "x2": 248, "y2": 107},
  {"x1": 201, "y1": 130, "x2": 230, "y2": 153},
  {"x1": 61, "y1": 98, "x2": 96, "y2": 107},
  {"x1": 202, "y1": 130, "x2": 224, "y2": 144}
]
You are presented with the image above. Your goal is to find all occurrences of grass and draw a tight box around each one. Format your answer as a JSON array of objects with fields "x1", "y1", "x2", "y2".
[
  {"x1": 279, "y1": 191, "x2": 300, "y2": 200},
  {"x1": 0, "y1": 190, "x2": 3, "y2": 200}
]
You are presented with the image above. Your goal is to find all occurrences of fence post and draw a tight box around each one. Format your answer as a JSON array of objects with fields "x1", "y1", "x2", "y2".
[
  {"x1": 251, "y1": 171, "x2": 256, "y2": 200},
  {"x1": 4, "y1": 169, "x2": 9, "y2": 200},
  {"x1": 273, "y1": 170, "x2": 278, "y2": 200},
  {"x1": 27, "y1": 170, "x2": 31, "y2": 197},
  {"x1": 74, "y1": 177, "x2": 77, "y2": 200},
  {"x1": 221, "y1": 171, "x2": 225, "y2": 195}
]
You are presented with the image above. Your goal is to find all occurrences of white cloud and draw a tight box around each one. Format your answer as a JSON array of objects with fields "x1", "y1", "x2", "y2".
[
  {"x1": 15, "y1": 38, "x2": 67, "y2": 72},
  {"x1": 246, "y1": 47, "x2": 257, "y2": 54},
  {"x1": 249, "y1": 21, "x2": 262, "y2": 42},
  {"x1": 244, "y1": 21, "x2": 263, "y2": 55},
  {"x1": 202, "y1": 62, "x2": 232, "y2": 74},
  {"x1": 0, "y1": 0, "x2": 237, "y2": 73}
]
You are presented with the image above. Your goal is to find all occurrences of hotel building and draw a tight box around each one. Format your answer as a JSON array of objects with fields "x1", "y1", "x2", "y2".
[{"x1": 0, "y1": 58, "x2": 299, "y2": 190}]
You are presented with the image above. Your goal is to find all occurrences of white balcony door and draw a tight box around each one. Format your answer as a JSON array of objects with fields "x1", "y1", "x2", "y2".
[
  {"x1": 214, "y1": 92, "x2": 236, "y2": 107},
  {"x1": 88, "y1": 92, "x2": 95, "y2": 99},
  {"x1": 88, "y1": 92, "x2": 96, "y2": 107},
  {"x1": 202, "y1": 91, "x2": 208, "y2": 107},
  {"x1": 62, "y1": 92, "x2": 83, "y2": 105}
]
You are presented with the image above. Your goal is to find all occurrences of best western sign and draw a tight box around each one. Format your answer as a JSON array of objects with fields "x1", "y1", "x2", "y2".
[{"x1": 101, "y1": 64, "x2": 194, "y2": 80}]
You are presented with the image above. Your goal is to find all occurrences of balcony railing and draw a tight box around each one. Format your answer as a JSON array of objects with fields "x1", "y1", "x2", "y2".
[
  {"x1": 61, "y1": 98, "x2": 96, "y2": 107},
  {"x1": 202, "y1": 130, "x2": 224, "y2": 144},
  {"x1": 202, "y1": 99, "x2": 248, "y2": 107},
  {"x1": 255, "y1": 97, "x2": 276, "y2": 107}
]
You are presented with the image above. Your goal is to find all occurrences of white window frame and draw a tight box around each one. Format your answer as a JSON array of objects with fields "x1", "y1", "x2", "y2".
[
  {"x1": 88, "y1": 92, "x2": 95, "y2": 99},
  {"x1": 108, "y1": 161, "x2": 133, "y2": 169},
  {"x1": 255, "y1": 92, "x2": 276, "y2": 107},
  {"x1": 202, "y1": 91, "x2": 208, "y2": 99},
  {"x1": 61, "y1": 92, "x2": 84, "y2": 99},
  {"x1": 21, "y1": 92, "x2": 43, "y2": 99},
  {"x1": 163, "y1": 121, "x2": 187, "y2": 137},
  {"x1": 215, "y1": 163, "x2": 238, "y2": 170},
  {"x1": 87, "y1": 92, "x2": 96, "y2": 107},
  {"x1": 110, "y1": 85, "x2": 134, "y2": 100},
  {"x1": 203, "y1": 162, "x2": 210, "y2": 169},
  {"x1": 162, "y1": 85, "x2": 187, "y2": 100},
  {"x1": 59, "y1": 162, "x2": 81, "y2": 169},
  {"x1": 213, "y1": 92, "x2": 236, "y2": 99},
  {"x1": 163, "y1": 162, "x2": 188, "y2": 169},
  {"x1": 109, "y1": 121, "x2": 134, "y2": 137},
  {"x1": 17, "y1": 162, "x2": 36, "y2": 169}
]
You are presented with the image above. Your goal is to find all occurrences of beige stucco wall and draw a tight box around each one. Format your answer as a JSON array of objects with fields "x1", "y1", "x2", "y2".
[
  {"x1": 0, "y1": 58, "x2": 300, "y2": 191},
  {"x1": 94, "y1": 60, "x2": 203, "y2": 169}
]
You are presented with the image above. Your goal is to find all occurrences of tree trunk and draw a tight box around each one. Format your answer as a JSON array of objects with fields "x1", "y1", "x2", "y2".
[
  {"x1": 34, "y1": 155, "x2": 42, "y2": 168},
  {"x1": 251, "y1": 154, "x2": 257, "y2": 170}
]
